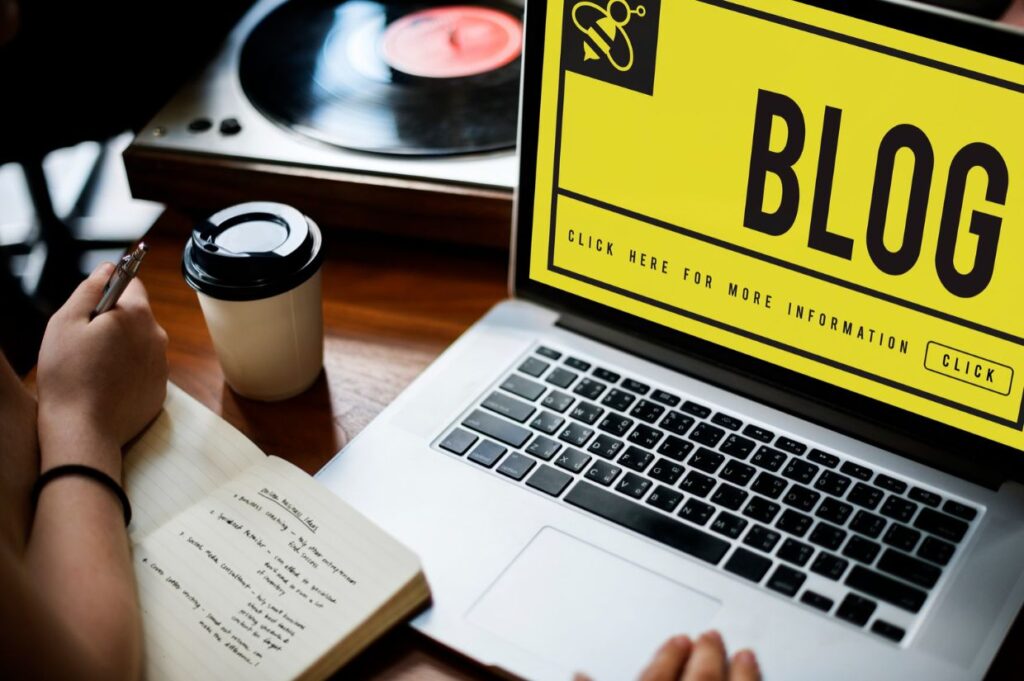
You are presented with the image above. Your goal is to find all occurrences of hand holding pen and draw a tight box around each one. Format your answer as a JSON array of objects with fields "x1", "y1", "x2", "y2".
[{"x1": 91, "y1": 243, "x2": 149, "y2": 318}]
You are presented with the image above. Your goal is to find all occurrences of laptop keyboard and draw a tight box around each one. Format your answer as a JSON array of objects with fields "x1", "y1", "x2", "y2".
[{"x1": 434, "y1": 345, "x2": 982, "y2": 645}]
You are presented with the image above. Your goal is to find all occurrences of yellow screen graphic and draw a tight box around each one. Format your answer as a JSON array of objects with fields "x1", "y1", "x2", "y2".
[{"x1": 529, "y1": 0, "x2": 1024, "y2": 450}]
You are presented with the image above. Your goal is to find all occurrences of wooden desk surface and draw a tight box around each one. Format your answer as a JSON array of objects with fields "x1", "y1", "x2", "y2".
[{"x1": 142, "y1": 209, "x2": 1020, "y2": 681}]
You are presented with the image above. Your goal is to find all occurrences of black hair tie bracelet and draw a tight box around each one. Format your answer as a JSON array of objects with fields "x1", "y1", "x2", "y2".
[{"x1": 33, "y1": 464, "x2": 132, "y2": 527}]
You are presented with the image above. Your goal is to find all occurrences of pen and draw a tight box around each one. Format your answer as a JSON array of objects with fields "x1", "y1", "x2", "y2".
[{"x1": 91, "y1": 243, "x2": 149, "y2": 318}]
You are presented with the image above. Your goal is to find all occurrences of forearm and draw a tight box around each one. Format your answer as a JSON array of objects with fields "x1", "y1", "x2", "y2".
[{"x1": 0, "y1": 356, "x2": 39, "y2": 553}]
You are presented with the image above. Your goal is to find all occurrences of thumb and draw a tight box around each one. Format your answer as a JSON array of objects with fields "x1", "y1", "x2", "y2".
[{"x1": 59, "y1": 262, "x2": 116, "y2": 319}]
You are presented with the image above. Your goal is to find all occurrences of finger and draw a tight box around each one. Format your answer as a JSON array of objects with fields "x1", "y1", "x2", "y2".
[
  {"x1": 116, "y1": 277, "x2": 152, "y2": 311},
  {"x1": 573, "y1": 674, "x2": 594, "y2": 681},
  {"x1": 728, "y1": 650, "x2": 760, "y2": 681},
  {"x1": 639, "y1": 636, "x2": 692, "y2": 681},
  {"x1": 681, "y1": 631, "x2": 727, "y2": 681},
  {"x1": 58, "y1": 262, "x2": 115, "y2": 319}
]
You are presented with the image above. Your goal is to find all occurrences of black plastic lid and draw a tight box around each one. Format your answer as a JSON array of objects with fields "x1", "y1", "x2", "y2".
[{"x1": 182, "y1": 202, "x2": 324, "y2": 301}]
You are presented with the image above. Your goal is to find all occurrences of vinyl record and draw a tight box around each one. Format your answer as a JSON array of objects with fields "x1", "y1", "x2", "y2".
[{"x1": 239, "y1": 0, "x2": 523, "y2": 156}]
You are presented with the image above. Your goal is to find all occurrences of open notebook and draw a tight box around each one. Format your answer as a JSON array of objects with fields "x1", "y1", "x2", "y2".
[{"x1": 124, "y1": 383, "x2": 429, "y2": 681}]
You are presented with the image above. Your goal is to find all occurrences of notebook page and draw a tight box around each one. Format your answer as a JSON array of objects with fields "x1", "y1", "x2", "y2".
[
  {"x1": 134, "y1": 455, "x2": 423, "y2": 681},
  {"x1": 125, "y1": 383, "x2": 265, "y2": 542}
]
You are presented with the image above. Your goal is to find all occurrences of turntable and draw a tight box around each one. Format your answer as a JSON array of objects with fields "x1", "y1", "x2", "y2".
[{"x1": 124, "y1": 0, "x2": 522, "y2": 247}]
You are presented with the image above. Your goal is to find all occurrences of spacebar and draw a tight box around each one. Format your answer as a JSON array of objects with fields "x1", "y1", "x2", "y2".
[{"x1": 565, "y1": 481, "x2": 730, "y2": 565}]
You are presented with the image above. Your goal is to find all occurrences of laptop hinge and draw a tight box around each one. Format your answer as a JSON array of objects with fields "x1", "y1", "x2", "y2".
[{"x1": 556, "y1": 312, "x2": 1006, "y2": 490}]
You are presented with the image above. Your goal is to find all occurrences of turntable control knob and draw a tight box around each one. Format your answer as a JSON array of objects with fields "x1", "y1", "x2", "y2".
[
  {"x1": 219, "y1": 118, "x2": 242, "y2": 136},
  {"x1": 188, "y1": 117, "x2": 213, "y2": 132}
]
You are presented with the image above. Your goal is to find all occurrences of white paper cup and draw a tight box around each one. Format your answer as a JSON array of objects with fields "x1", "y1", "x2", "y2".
[{"x1": 183, "y1": 202, "x2": 324, "y2": 401}]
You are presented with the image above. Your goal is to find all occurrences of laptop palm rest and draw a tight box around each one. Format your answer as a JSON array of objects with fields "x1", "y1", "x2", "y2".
[{"x1": 467, "y1": 527, "x2": 721, "y2": 679}]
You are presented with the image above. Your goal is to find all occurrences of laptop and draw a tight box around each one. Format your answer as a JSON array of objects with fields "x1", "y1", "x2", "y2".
[{"x1": 317, "y1": 1, "x2": 1024, "y2": 678}]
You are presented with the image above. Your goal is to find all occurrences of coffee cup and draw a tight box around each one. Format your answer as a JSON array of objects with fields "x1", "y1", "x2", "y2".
[{"x1": 182, "y1": 202, "x2": 325, "y2": 401}]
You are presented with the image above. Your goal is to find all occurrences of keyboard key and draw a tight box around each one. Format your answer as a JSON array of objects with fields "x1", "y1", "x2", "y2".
[
  {"x1": 724, "y1": 547, "x2": 772, "y2": 582},
  {"x1": 742, "y1": 424, "x2": 775, "y2": 443},
  {"x1": 776, "y1": 509, "x2": 813, "y2": 537},
  {"x1": 573, "y1": 378, "x2": 607, "y2": 400},
  {"x1": 647, "y1": 485, "x2": 684, "y2": 513},
  {"x1": 585, "y1": 460, "x2": 622, "y2": 486},
  {"x1": 649, "y1": 458, "x2": 685, "y2": 485},
  {"x1": 800, "y1": 590, "x2": 834, "y2": 612},
  {"x1": 501, "y1": 374, "x2": 546, "y2": 401},
  {"x1": 712, "y1": 483, "x2": 748, "y2": 511},
  {"x1": 657, "y1": 435, "x2": 695, "y2": 462},
  {"x1": 849, "y1": 510, "x2": 886, "y2": 539},
  {"x1": 531, "y1": 411, "x2": 565, "y2": 435},
  {"x1": 875, "y1": 474, "x2": 907, "y2": 494},
  {"x1": 914, "y1": 508, "x2": 968, "y2": 542},
  {"x1": 602, "y1": 388, "x2": 636, "y2": 411},
  {"x1": 497, "y1": 452, "x2": 536, "y2": 481},
  {"x1": 622, "y1": 378, "x2": 651, "y2": 394},
  {"x1": 689, "y1": 447, "x2": 725, "y2": 475},
  {"x1": 783, "y1": 459, "x2": 819, "y2": 485},
  {"x1": 842, "y1": 536, "x2": 881, "y2": 564},
  {"x1": 630, "y1": 400, "x2": 665, "y2": 424},
  {"x1": 816, "y1": 498, "x2": 853, "y2": 525},
  {"x1": 629, "y1": 424, "x2": 665, "y2": 449},
  {"x1": 766, "y1": 564, "x2": 806, "y2": 596},
  {"x1": 811, "y1": 552, "x2": 849, "y2": 580},
  {"x1": 877, "y1": 549, "x2": 941, "y2": 588},
  {"x1": 808, "y1": 448, "x2": 840, "y2": 468},
  {"x1": 918, "y1": 536, "x2": 955, "y2": 566},
  {"x1": 841, "y1": 461, "x2": 874, "y2": 481},
  {"x1": 846, "y1": 565, "x2": 927, "y2": 613},
  {"x1": 943, "y1": 499, "x2": 978, "y2": 521},
  {"x1": 721, "y1": 460, "x2": 756, "y2": 486},
  {"x1": 775, "y1": 436, "x2": 807, "y2": 456},
  {"x1": 710, "y1": 511, "x2": 748, "y2": 539},
  {"x1": 518, "y1": 356, "x2": 549, "y2": 377},
  {"x1": 880, "y1": 496, "x2": 917, "y2": 523},
  {"x1": 558, "y1": 422, "x2": 594, "y2": 447},
  {"x1": 565, "y1": 357, "x2": 590, "y2": 371},
  {"x1": 909, "y1": 487, "x2": 942, "y2": 507},
  {"x1": 871, "y1": 620, "x2": 906, "y2": 643},
  {"x1": 619, "y1": 446, "x2": 655, "y2": 473},
  {"x1": 482, "y1": 391, "x2": 536, "y2": 423},
  {"x1": 751, "y1": 472, "x2": 787, "y2": 499},
  {"x1": 546, "y1": 368, "x2": 578, "y2": 389},
  {"x1": 815, "y1": 470, "x2": 852, "y2": 497},
  {"x1": 848, "y1": 483, "x2": 884, "y2": 510},
  {"x1": 616, "y1": 472, "x2": 653, "y2": 499},
  {"x1": 564, "y1": 481, "x2": 730, "y2": 564},
  {"x1": 836, "y1": 593, "x2": 876, "y2": 627},
  {"x1": 681, "y1": 401, "x2": 712, "y2": 419},
  {"x1": 526, "y1": 465, "x2": 573, "y2": 497},
  {"x1": 468, "y1": 440, "x2": 506, "y2": 468},
  {"x1": 680, "y1": 471, "x2": 716, "y2": 497},
  {"x1": 751, "y1": 446, "x2": 787, "y2": 472},
  {"x1": 778, "y1": 538, "x2": 814, "y2": 566},
  {"x1": 810, "y1": 522, "x2": 847, "y2": 551},
  {"x1": 593, "y1": 367, "x2": 620, "y2": 383},
  {"x1": 679, "y1": 499, "x2": 716, "y2": 526},
  {"x1": 439, "y1": 428, "x2": 477, "y2": 455},
  {"x1": 743, "y1": 524, "x2": 781, "y2": 552},
  {"x1": 598, "y1": 414, "x2": 634, "y2": 437},
  {"x1": 588, "y1": 434, "x2": 624, "y2": 460},
  {"x1": 743, "y1": 496, "x2": 781, "y2": 523},
  {"x1": 661, "y1": 411, "x2": 695, "y2": 436},
  {"x1": 720, "y1": 434, "x2": 756, "y2": 460},
  {"x1": 542, "y1": 390, "x2": 575, "y2": 413},
  {"x1": 569, "y1": 401, "x2": 604, "y2": 425},
  {"x1": 883, "y1": 524, "x2": 921, "y2": 552},
  {"x1": 712, "y1": 413, "x2": 743, "y2": 431},
  {"x1": 783, "y1": 484, "x2": 820, "y2": 512},
  {"x1": 536, "y1": 346, "x2": 561, "y2": 360},
  {"x1": 463, "y1": 410, "x2": 532, "y2": 448},
  {"x1": 651, "y1": 389, "x2": 680, "y2": 406},
  {"x1": 526, "y1": 435, "x2": 561, "y2": 461},
  {"x1": 690, "y1": 422, "x2": 726, "y2": 447},
  {"x1": 555, "y1": 448, "x2": 592, "y2": 474}
]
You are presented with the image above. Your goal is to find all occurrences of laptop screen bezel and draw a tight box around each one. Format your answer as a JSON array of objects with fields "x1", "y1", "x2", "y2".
[{"x1": 511, "y1": 0, "x2": 1024, "y2": 482}]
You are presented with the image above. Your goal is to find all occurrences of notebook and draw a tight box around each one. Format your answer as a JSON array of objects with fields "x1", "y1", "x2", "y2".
[{"x1": 123, "y1": 383, "x2": 429, "y2": 681}]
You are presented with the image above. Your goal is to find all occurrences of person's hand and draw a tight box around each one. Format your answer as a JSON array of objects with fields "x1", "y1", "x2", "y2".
[
  {"x1": 36, "y1": 262, "x2": 168, "y2": 477},
  {"x1": 637, "y1": 631, "x2": 759, "y2": 681}
]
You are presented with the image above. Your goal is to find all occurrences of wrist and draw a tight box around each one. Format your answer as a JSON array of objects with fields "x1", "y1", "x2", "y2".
[{"x1": 37, "y1": 407, "x2": 122, "y2": 482}]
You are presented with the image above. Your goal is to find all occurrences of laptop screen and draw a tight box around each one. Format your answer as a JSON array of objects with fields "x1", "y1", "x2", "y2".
[{"x1": 523, "y1": 0, "x2": 1024, "y2": 452}]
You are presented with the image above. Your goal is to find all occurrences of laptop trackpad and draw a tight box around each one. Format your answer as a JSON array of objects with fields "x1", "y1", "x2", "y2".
[{"x1": 468, "y1": 527, "x2": 721, "y2": 680}]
